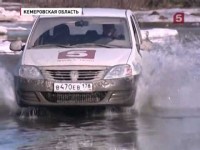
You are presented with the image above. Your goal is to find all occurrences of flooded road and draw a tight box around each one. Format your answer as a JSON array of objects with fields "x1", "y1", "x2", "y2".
[
  {"x1": 0, "y1": 26, "x2": 200, "y2": 149},
  {"x1": 1, "y1": 109, "x2": 200, "y2": 150},
  {"x1": 0, "y1": 108, "x2": 137, "y2": 150}
]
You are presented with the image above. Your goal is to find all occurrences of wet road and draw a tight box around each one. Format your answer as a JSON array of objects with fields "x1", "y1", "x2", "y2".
[
  {"x1": 0, "y1": 108, "x2": 137, "y2": 150},
  {"x1": 0, "y1": 26, "x2": 200, "y2": 150},
  {"x1": 1, "y1": 108, "x2": 200, "y2": 150}
]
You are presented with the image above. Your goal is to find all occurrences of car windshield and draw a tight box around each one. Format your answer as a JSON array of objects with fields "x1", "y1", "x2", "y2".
[{"x1": 28, "y1": 17, "x2": 132, "y2": 49}]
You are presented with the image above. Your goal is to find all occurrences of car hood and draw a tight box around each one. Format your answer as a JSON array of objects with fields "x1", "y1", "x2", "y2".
[{"x1": 23, "y1": 48, "x2": 132, "y2": 66}]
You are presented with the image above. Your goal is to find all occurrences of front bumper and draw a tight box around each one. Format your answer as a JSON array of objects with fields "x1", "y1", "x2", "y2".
[{"x1": 14, "y1": 76, "x2": 138, "y2": 107}]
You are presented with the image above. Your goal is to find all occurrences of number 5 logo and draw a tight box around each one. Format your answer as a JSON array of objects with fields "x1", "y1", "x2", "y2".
[
  {"x1": 173, "y1": 12, "x2": 184, "y2": 24},
  {"x1": 58, "y1": 50, "x2": 96, "y2": 59}
]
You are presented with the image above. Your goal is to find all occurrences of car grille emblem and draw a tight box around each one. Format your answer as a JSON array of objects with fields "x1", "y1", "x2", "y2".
[{"x1": 70, "y1": 71, "x2": 79, "y2": 81}]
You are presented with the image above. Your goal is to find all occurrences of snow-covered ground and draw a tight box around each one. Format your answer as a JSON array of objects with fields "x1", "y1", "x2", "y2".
[
  {"x1": 0, "y1": 26, "x2": 28, "y2": 35},
  {"x1": 0, "y1": 26, "x2": 7, "y2": 35},
  {"x1": 0, "y1": 6, "x2": 33, "y2": 34},
  {"x1": 135, "y1": 8, "x2": 200, "y2": 23},
  {"x1": 0, "y1": 7, "x2": 34, "y2": 22},
  {"x1": 141, "y1": 28, "x2": 178, "y2": 43},
  {"x1": 141, "y1": 28, "x2": 178, "y2": 39},
  {"x1": 0, "y1": 41, "x2": 11, "y2": 54}
]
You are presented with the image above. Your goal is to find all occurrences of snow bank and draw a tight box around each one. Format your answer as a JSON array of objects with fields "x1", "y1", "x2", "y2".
[
  {"x1": 0, "y1": 7, "x2": 34, "y2": 22},
  {"x1": 135, "y1": 8, "x2": 200, "y2": 22},
  {"x1": 0, "y1": 26, "x2": 28, "y2": 35},
  {"x1": 0, "y1": 41, "x2": 21, "y2": 54},
  {"x1": 141, "y1": 28, "x2": 178, "y2": 44},
  {"x1": 0, "y1": 25, "x2": 28, "y2": 35},
  {"x1": 8, "y1": 26, "x2": 28, "y2": 31},
  {"x1": 0, "y1": 26, "x2": 7, "y2": 35},
  {"x1": 141, "y1": 28, "x2": 178, "y2": 39},
  {"x1": 0, "y1": 41, "x2": 12, "y2": 54}
]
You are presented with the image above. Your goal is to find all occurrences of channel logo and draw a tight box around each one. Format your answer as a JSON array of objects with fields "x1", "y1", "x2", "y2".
[
  {"x1": 20, "y1": 8, "x2": 82, "y2": 16},
  {"x1": 173, "y1": 12, "x2": 184, "y2": 24}
]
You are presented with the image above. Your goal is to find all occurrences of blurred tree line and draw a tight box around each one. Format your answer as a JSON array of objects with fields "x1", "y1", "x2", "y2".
[{"x1": 4, "y1": 0, "x2": 200, "y2": 9}]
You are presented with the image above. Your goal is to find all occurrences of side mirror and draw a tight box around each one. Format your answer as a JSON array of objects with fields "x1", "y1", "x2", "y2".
[{"x1": 10, "y1": 40, "x2": 23, "y2": 51}]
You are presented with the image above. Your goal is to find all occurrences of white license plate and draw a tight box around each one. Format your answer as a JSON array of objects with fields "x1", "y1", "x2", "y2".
[{"x1": 54, "y1": 83, "x2": 93, "y2": 92}]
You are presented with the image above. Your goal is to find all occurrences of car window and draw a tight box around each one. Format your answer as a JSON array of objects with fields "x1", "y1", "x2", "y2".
[
  {"x1": 28, "y1": 17, "x2": 131, "y2": 48},
  {"x1": 132, "y1": 15, "x2": 142, "y2": 44},
  {"x1": 130, "y1": 16, "x2": 140, "y2": 52}
]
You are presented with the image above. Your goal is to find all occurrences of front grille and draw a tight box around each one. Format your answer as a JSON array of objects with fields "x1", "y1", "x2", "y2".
[
  {"x1": 41, "y1": 92, "x2": 107, "y2": 103},
  {"x1": 43, "y1": 70, "x2": 104, "y2": 81}
]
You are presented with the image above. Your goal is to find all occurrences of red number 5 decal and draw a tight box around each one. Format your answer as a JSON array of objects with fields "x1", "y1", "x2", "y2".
[{"x1": 58, "y1": 50, "x2": 96, "y2": 59}]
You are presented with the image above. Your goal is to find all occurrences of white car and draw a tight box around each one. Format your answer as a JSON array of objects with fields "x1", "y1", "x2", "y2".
[{"x1": 10, "y1": 8, "x2": 143, "y2": 107}]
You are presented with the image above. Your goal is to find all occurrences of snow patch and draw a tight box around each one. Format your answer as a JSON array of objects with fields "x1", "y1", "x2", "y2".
[
  {"x1": 141, "y1": 28, "x2": 178, "y2": 39},
  {"x1": 0, "y1": 7, "x2": 34, "y2": 22},
  {"x1": 8, "y1": 26, "x2": 28, "y2": 31},
  {"x1": 0, "y1": 41, "x2": 12, "y2": 54},
  {"x1": 141, "y1": 28, "x2": 178, "y2": 43},
  {"x1": 0, "y1": 26, "x2": 7, "y2": 35}
]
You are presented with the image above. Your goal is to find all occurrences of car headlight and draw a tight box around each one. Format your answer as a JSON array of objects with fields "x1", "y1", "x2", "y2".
[
  {"x1": 19, "y1": 65, "x2": 43, "y2": 79},
  {"x1": 104, "y1": 64, "x2": 132, "y2": 79}
]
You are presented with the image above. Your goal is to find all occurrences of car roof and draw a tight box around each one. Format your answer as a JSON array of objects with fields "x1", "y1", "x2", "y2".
[{"x1": 39, "y1": 8, "x2": 132, "y2": 18}]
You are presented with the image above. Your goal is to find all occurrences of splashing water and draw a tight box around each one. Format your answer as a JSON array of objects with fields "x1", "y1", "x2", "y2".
[
  {"x1": 135, "y1": 35, "x2": 200, "y2": 117},
  {"x1": 0, "y1": 65, "x2": 18, "y2": 112}
]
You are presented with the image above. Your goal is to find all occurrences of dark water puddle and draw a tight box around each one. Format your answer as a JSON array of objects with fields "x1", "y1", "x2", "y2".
[{"x1": 0, "y1": 107, "x2": 138, "y2": 150}]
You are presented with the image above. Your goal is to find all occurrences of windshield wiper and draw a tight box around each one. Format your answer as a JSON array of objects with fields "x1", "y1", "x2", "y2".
[
  {"x1": 33, "y1": 43, "x2": 127, "y2": 48},
  {"x1": 70, "y1": 43, "x2": 117, "y2": 48},
  {"x1": 32, "y1": 44, "x2": 73, "y2": 48}
]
